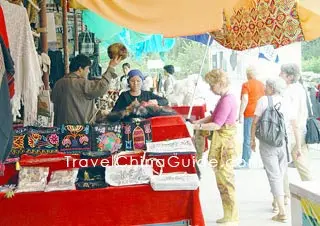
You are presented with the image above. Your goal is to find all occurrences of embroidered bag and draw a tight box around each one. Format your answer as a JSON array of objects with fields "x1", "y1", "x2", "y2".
[
  {"x1": 59, "y1": 124, "x2": 91, "y2": 154},
  {"x1": 92, "y1": 123, "x2": 122, "y2": 153},
  {"x1": 25, "y1": 127, "x2": 59, "y2": 155},
  {"x1": 75, "y1": 166, "x2": 108, "y2": 190},
  {"x1": 45, "y1": 168, "x2": 79, "y2": 192},
  {"x1": 122, "y1": 119, "x2": 152, "y2": 151},
  {"x1": 9, "y1": 127, "x2": 29, "y2": 158},
  {"x1": 15, "y1": 167, "x2": 50, "y2": 193}
]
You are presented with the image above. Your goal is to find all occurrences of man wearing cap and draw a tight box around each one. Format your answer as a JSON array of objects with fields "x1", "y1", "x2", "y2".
[{"x1": 112, "y1": 69, "x2": 168, "y2": 112}]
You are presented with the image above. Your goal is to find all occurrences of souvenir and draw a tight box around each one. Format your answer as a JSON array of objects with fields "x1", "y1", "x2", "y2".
[
  {"x1": 122, "y1": 119, "x2": 152, "y2": 151},
  {"x1": 150, "y1": 173, "x2": 199, "y2": 191},
  {"x1": 105, "y1": 165, "x2": 153, "y2": 186},
  {"x1": 59, "y1": 124, "x2": 91, "y2": 154},
  {"x1": 75, "y1": 167, "x2": 108, "y2": 190},
  {"x1": 15, "y1": 167, "x2": 49, "y2": 193},
  {"x1": 92, "y1": 123, "x2": 122, "y2": 153},
  {"x1": 45, "y1": 169, "x2": 79, "y2": 192},
  {"x1": 146, "y1": 138, "x2": 196, "y2": 156}
]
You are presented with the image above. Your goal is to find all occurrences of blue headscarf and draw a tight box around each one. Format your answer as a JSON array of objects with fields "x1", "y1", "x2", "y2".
[{"x1": 128, "y1": 69, "x2": 144, "y2": 81}]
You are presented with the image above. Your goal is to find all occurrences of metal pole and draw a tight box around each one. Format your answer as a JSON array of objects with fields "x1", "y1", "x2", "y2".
[
  {"x1": 62, "y1": 0, "x2": 69, "y2": 74},
  {"x1": 74, "y1": 9, "x2": 79, "y2": 55},
  {"x1": 39, "y1": 0, "x2": 49, "y2": 89},
  {"x1": 187, "y1": 34, "x2": 212, "y2": 119}
]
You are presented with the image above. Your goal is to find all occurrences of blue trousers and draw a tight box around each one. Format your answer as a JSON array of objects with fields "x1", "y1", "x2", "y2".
[{"x1": 242, "y1": 117, "x2": 253, "y2": 165}]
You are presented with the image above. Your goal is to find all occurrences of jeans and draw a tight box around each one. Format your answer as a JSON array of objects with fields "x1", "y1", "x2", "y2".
[{"x1": 242, "y1": 117, "x2": 254, "y2": 165}]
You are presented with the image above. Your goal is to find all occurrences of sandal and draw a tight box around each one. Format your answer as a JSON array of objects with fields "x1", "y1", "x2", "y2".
[
  {"x1": 272, "y1": 214, "x2": 287, "y2": 223},
  {"x1": 216, "y1": 217, "x2": 239, "y2": 224}
]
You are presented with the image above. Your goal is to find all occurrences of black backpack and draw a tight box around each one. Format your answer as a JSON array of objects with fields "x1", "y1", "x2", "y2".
[{"x1": 256, "y1": 96, "x2": 286, "y2": 147}]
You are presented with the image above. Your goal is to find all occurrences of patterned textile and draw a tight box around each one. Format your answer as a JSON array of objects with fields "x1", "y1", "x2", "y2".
[
  {"x1": 92, "y1": 123, "x2": 122, "y2": 153},
  {"x1": 75, "y1": 167, "x2": 108, "y2": 190},
  {"x1": 25, "y1": 127, "x2": 59, "y2": 155},
  {"x1": 9, "y1": 127, "x2": 28, "y2": 158},
  {"x1": 209, "y1": 124, "x2": 239, "y2": 222},
  {"x1": 45, "y1": 169, "x2": 79, "y2": 192},
  {"x1": 79, "y1": 32, "x2": 95, "y2": 56},
  {"x1": 9, "y1": 127, "x2": 59, "y2": 158},
  {"x1": 211, "y1": 0, "x2": 305, "y2": 51},
  {"x1": 122, "y1": 120, "x2": 152, "y2": 151},
  {"x1": 15, "y1": 167, "x2": 50, "y2": 193},
  {"x1": 59, "y1": 124, "x2": 91, "y2": 154}
]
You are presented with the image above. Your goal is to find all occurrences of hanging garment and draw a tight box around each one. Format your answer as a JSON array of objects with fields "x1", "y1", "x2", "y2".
[
  {"x1": 48, "y1": 50, "x2": 64, "y2": 89},
  {"x1": 0, "y1": 57, "x2": 13, "y2": 164},
  {"x1": 2, "y1": 1, "x2": 42, "y2": 126},
  {"x1": 0, "y1": 6, "x2": 15, "y2": 98}
]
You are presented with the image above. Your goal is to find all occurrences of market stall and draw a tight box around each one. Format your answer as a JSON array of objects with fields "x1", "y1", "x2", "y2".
[{"x1": 0, "y1": 115, "x2": 205, "y2": 226}]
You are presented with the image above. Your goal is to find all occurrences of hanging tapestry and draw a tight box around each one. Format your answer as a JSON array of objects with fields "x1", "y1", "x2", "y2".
[
  {"x1": 75, "y1": 166, "x2": 108, "y2": 190},
  {"x1": 92, "y1": 123, "x2": 122, "y2": 153},
  {"x1": 122, "y1": 120, "x2": 152, "y2": 151},
  {"x1": 59, "y1": 124, "x2": 91, "y2": 154},
  {"x1": 210, "y1": 0, "x2": 305, "y2": 51}
]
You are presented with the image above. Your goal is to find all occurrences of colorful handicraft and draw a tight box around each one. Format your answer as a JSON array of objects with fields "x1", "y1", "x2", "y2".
[
  {"x1": 122, "y1": 120, "x2": 152, "y2": 151},
  {"x1": 9, "y1": 127, "x2": 59, "y2": 158},
  {"x1": 25, "y1": 127, "x2": 59, "y2": 155},
  {"x1": 211, "y1": 0, "x2": 305, "y2": 51},
  {"x1": 75, "y1": 167, "x2": 108, "y2": 190},
  {"x1": 59, "y1": 125, "x2": 91, "y2": 154},
  {"x1": 92, "y1": 123, "x2": 122, "y2": 153},
  {"x1": 9, "y1": 127, "x2": 28, "y2": 158}
]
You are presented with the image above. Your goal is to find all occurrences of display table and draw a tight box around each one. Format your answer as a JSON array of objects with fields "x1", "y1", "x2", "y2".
[
  {"x1": 290, "y1": 181, "x2": 320, "y2": 226},
  {"x1": 0, "y1": 116, "x2": 205, "y2": 226},
  {"x1": 171, "y1": 105, "x2": 206, "y2": 121}
]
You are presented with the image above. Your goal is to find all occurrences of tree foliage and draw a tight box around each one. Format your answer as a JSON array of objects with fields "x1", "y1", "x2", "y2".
[{"x1": 302, "y1": 38, "x2": 320, "y2": 73}]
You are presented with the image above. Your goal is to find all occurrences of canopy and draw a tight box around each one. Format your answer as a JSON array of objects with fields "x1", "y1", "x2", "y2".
[
  {"x1": 76, "y1": 0, "x2": 255, "y2": 37},
  {"x1": 77, "y1": 0, "x2": 320, "y2": 50}
]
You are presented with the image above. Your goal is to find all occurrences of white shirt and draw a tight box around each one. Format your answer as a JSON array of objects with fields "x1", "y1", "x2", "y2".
[
  {"x1": 255, "y1": 95, "x2": 287, "y2": 118},
  {"x1": 283, "y1": 82, "x2": 308, "y2": 133}
]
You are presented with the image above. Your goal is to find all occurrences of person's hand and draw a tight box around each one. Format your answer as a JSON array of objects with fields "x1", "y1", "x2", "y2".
[
  {"x1": 109, "y1": 55, "x2": 122, "y2": 68},
  {"x1": 250, "y1": 139, "x2": 256, "y2": 152},
  {"x1": 148, "y1": 99, "x2": 158, "y2": 105},
  {"x1": 295, "y1": 147, "x2": 302, "y2": 159}
]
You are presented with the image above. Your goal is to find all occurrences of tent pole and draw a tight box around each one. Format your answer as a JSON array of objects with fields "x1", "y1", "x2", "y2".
[
  {"x1": 62, "y1": 0, "x2": 69, "y2": 74},
  {"x1": 74, "y1": 9, "x2": 79, "y2": 54},
  {"x1": 187, "y1": 34, "x2": 212, "y2": 119},
  {"x1": 39, "y1": 0, "x2": 49, "y2": 90}
]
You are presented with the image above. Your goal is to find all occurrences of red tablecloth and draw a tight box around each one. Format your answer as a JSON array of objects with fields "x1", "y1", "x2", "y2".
[
  {"x1": 171, "y1": 105, "x2": 206, "y2": 121},
  {"x1": 0, "y1": 185, "x2": 203, "y2": 226}
]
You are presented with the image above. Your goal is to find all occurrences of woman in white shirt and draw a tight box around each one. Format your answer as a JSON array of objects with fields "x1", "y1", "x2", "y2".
[{"x1": 251, "y1": 78, "x2": 288, "y2": 223}]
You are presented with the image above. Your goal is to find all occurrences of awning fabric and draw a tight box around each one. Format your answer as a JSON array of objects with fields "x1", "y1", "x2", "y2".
[{"x1": 76, "y1": 0, "x2": 255, "y2": 37}]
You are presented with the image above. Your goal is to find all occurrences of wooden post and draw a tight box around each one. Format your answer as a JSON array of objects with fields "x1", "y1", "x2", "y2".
[
  {"x1": 39, "y1": 0, "x2": 49, "y2": 90},
  {"x1": 74, "y1": 9, "x2": 79, "y2": 55},
  {"x1": 62, "y1": 0, "x2": 69, "y2": 74}
]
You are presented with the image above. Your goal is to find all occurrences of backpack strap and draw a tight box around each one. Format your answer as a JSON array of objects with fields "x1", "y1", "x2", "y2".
[{"x1": 267, "y1": 96, "x2": 273, "y2": 107}]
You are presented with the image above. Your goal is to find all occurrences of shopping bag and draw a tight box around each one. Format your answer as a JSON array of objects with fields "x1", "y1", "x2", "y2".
[{"x1": 37, "y1": 90, "x2": 52, "y2": 117}]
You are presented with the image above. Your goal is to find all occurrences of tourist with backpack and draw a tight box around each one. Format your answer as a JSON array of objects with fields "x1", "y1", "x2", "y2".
[{"x1": 250, "y1": 78, "x2": 288, "y2": 223}]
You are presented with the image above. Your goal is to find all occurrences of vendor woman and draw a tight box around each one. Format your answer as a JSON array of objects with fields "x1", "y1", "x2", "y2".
[{"x1": 112, "y1": 69, "x2": 168, "y2": 112}]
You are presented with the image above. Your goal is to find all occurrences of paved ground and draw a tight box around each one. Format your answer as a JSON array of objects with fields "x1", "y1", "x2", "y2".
[{"x1": 199, "y1": 147, "x2": 320, "y2": 226}]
